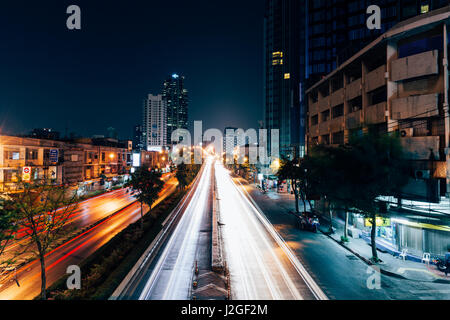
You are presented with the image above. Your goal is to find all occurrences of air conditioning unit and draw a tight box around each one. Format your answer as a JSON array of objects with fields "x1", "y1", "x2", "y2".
[
  {"x1": 400, "y1": 128, "x2": 414, "y2": 137},
  {"x1": 415, "y1": 170, "x2": 430, "y2": 180}
]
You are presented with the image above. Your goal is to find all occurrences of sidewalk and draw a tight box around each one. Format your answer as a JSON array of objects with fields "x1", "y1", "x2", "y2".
[{"x1": 318, "y1": 216, "x2": 450, "y2": 284}]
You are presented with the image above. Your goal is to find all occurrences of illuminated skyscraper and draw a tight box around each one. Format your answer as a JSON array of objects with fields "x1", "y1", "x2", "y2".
[
  {"x1": 264, "y1": 0, "x2": 307, "y2": 159},
  {"x1": 143, "y1": 94, "x2": 167, "y2": 150},
  {"x1": 162, "y1": 74, "x2": 189, "y2": 145}
]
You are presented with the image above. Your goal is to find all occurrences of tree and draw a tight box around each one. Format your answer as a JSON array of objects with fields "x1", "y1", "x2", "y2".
[
  {"x1": 4, "y1": 181, "x2": 79, "y2": 299},
  {"x1": 277, "y1": 158, "x2": 302, "y2": 213},
  {"x1": 0, "y1": 198, "x2": 18, "y2": 268},
  {"x1": 175, "y1": 163, "x2": 189, "y2": 190},
  {"x1": 307, "y1": 130, "x2": 410, "y2": 261},
  {"x1": 175, "y1": 163, "x2": 201, "y2": 190},
  {"x1": 344, "y1": 130, "x2": 410, "y2": 261},
  {"x1": 127, "y1": 166, "x2": 164, "y2": 228},
  {"x1": 301, "y1": 145, "x2": 341, "y2": 233}
]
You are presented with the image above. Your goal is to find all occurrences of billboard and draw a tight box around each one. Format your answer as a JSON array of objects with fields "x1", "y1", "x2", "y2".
[{"x1": 132, "y1": 153, "x2": 141, "y2": 167}]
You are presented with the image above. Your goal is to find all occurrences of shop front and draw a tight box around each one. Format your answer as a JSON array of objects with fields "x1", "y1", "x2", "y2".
[{"x1": 352, "y1": 213, "x2": 450, "y2": 259}]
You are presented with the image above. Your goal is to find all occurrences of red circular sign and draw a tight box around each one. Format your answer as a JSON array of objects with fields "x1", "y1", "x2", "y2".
[{"x1": 23, "y1": 167, "x2": 30, "y2": 174}]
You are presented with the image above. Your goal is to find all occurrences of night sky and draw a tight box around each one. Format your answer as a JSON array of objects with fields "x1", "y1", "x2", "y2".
[{"x1": 0, "y1": 1, "x2": 264, "y2": 140}]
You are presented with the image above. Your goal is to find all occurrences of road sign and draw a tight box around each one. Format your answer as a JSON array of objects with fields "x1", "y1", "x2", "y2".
[
  {"x1": 22, "y1": 166, "x2": 31, "y2": 182},
  {"x1": 49, "y1": 149, "x2": 59, "y2": 163}
]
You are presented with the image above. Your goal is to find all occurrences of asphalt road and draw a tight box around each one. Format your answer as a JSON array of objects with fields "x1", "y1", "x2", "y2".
[
  {"x1": 133, "y1": 158, "x2": 214, "y2": 300},
  {"x1": 3, "y1": 188, "x2": 136, "y2": 257},
  {"x1": 0, "y1": 176, "x2": 178, "y2": 300},
  {"x1": 237, "y1": 178, "x2": 450, "y2": 300},
  {"x1": 215, "y1": 163, "x2": 327, "y2": 300}
]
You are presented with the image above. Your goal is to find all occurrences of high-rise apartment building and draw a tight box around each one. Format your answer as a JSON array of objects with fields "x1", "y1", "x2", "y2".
[
  {"x1": 162, "y1": 74, "x2": 189, "y2": 145},
  {"x1": 143, "y1": 94, "x2": 167, "y2": 150}
]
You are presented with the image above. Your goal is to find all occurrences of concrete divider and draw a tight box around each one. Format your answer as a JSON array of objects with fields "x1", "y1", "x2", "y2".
[{"x1": 211, "y1": 168, "x2": 224, "y2": 273}]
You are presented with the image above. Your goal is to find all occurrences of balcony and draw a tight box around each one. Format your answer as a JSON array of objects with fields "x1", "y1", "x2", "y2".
[
  {"x1": 391, "y1": 50, "x2": 439, "y2": 82},
  {"x1": 346, "y1": 110, "x2": 362, "y2": 129},
  {"x1": 309, "y1": 102, "x2": 318, "y2": 115},
  {"x1": 329, "y1": 116, "x2": 344, "y2": 133},
  {"x1": 309, "y1": 124, "x2": 318, "y2": 137},
  {"x1": 318, "y1": 97, "x2": 329, "y2": 113},
  {"x1": 330, "y1": 88, "x2": 344, "y2": 107},
  {"x1": 365, "y1": 65, "x2": 386, "y2": 92},
  {"x1": 365, "y1": 102, "x2": 387, "y2": 124},
  {"x1": 318, "y1": 121, "x2": 329, "y2": 136},
  {"x1": 400, "y1": 136, "x2": 440, "y2": 160},
  {"x1": 346, "y1": 78, "x2": 362, "y2": 101},
  {"x1": 391, "y1": 93, "x2": 439, "y2": 120}
]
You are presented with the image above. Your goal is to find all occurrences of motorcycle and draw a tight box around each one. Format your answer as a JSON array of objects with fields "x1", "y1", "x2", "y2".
[
  {"x1": 297, "y1": 212, "x2": 320, "y2": 233},
  {"x1": 432, "y1": 257, "x2": 447, "y2": 272}
]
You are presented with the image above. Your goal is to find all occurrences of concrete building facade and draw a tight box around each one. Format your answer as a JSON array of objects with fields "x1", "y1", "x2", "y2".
[
  {"x1": 305, "y1": 7, "x2": 450, "y2": 258},
  {"x1": 143, "y1": 94, "x2": 167, "y2": 150},
  {"x1": 306, "y1": 6, "x2": 449, "y2": 202},
  {"x1": 0, "y1": 135, "x2": 132, "y2": 192}
]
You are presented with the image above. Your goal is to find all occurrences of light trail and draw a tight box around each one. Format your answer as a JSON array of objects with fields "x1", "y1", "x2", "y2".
[
  {"x1": 139, "y1": 157, "x2": 213, "y2": 300},
  {"x1": 215, "y1": 161, "x2": 327, "y2": 300}
]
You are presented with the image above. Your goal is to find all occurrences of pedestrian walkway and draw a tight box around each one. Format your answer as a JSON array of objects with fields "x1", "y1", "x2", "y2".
[{"x1": 318, "y1": 216, "x2": 450, "y2": 283}]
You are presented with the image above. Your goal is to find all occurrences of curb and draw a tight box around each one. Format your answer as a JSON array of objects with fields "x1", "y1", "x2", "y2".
[
  {"x1": 211, "y1": 167, "x2": 224, "y2": 273},
  {"x1": 319, "y1": 227, "x2": 450, "y2": 284}
]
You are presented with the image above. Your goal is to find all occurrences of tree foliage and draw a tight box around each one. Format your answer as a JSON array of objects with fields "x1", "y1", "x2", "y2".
[
  {"x1": 127, "y1": 166, "x2": 164, "y2": 221},
  {"x1": 175, "y1": 163, "x2": 201, "y2": 190},
  {"x1": 304, "y1": 130, "x2": 411, "y2": 261},
  {"x1": 3, "y1": 181, "x2": 80, "y2": 299},
  {"x1": 0, "y1": 198, "x2": 18, "y2": 267}
]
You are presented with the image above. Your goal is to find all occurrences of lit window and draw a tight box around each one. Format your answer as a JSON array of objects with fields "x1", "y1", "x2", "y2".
[
  {"x1": 272, "y1": 59, "x2": 283, "y2": 65},
  {"x1": 272, "y1": 51, "x2": 283, "y2": 58},
  {"x1": 420, "y1": 4, "x2": 429, "y2": 13},
  {"x1": 284, "y1": 73, "x2": 290, "y2": 79}
]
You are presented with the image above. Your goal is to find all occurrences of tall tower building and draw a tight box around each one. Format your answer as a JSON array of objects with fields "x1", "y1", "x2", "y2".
[
  {"x1": 143, "y1": 94, "x2": 167, "y2": 150},
  {"x1": 162, "y1": 74, "x2": 189, "y2": 145},
  {"x1": 307, "y1": 0, "x2": 448, "y2": 86},
  {"x1": 132, "y1": 124, "x2": 144, "y2": 151},
  {"x1": 264, "y1": 0, "x2": 307, "y2": 159},
  {"x1": 264, "y1": 0, "x2": 448, "y2": 160}
]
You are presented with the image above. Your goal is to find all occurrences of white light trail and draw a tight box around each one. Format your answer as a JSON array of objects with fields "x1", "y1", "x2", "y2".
[
  {"x1": 139, "y1": 158, "x2": 212, "y2": 300},
  {"x1": 215, "y1": 161, "x2": 328, "y2": 300}
]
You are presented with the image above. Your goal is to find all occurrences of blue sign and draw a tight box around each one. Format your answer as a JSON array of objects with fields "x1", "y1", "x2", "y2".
[{"x1": 49, "y1": 149, "x2": 59, "y2": 163}]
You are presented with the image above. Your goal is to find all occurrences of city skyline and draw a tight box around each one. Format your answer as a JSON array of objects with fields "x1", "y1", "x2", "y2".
[
  {"x1": 0, "y1": 0, "x2": 449, "y2": 306},
  {"x1": 0, "y1": 1, "x2": 264, "y2": 139}
]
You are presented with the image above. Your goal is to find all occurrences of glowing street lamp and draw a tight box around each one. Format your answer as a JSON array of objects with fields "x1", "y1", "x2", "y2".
[{"x1": 270, "y1": 158, "x2": 280, "y2": 173}]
